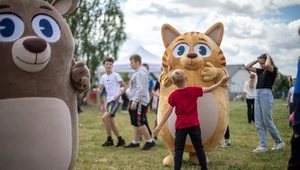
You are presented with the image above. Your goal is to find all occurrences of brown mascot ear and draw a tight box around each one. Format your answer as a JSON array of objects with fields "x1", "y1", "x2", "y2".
[
  {"x1": 161, "y1": 24, "x2": 181, "y2": 48},
  {"x1": 52, "y1": 0, "x2": 79, "y2": 16},
  {"x1": 205, "y1": 22, "x2": 224, "y2": 46}
]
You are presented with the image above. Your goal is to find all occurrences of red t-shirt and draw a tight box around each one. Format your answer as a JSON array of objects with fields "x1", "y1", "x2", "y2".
[{"x1": 168, "y1": 86, "x2": 203, "y2": 129}]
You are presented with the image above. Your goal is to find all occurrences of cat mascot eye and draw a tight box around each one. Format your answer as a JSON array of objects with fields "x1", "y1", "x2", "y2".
[
  {"x1": 173, "y1": 43, "x2": 189, "y2": 58},
  {"x1": 194, "y1": 43, "x2": 211, "y2": 57}
]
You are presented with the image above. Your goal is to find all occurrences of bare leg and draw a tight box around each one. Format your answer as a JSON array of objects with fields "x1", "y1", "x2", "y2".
[
  {"x1": 133, "y1": 127, "x2": 140, "y2": 141},
  {"x1": 109, "y1": 118, "x2": 120, "y2": 137},
  {"x1": 138, "y1": 125, "x2": 151, "y2": 140},
  {"x1": 102, "y1": 112, "x2": 111, "y2": 136}
]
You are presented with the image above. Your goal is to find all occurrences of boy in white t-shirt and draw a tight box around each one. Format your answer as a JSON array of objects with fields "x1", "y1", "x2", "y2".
[{"x1": 94, "y1": 57, "x2": 127, "y2": 147}]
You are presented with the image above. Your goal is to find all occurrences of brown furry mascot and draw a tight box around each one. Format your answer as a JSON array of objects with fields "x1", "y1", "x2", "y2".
[
  {"x1": 158, "y1": 22, "x2": 229, "y2": 166},
  {"x1": 0, "y1": 0, "x2": 90, "y2": 169}
]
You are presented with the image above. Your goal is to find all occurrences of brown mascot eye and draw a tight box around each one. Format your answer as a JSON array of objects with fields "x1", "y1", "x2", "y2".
[
  {"x1": 32, "y1": 14, "x2": 60, "y2": 42},
  {"x1": 0, "y1": 13, "x2": 24, "y2": 42}
]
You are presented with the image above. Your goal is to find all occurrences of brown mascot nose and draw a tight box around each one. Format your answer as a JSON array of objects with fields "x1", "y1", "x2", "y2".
[
  {"x1": 187, "y1": 52, "x2": 197, "y2": 59},
  {"x1": 23, "y1": 38, "x2": 47, "y2": 53}
]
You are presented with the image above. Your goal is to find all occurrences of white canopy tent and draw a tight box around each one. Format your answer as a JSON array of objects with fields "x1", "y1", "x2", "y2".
[{"x1": 97, "y1": 46, "x2": 162, "y2": 73}]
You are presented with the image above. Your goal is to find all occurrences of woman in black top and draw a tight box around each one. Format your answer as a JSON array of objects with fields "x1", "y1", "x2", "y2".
[{"x1": 245, "y1": 53, "x2": 285, "y2": 152}]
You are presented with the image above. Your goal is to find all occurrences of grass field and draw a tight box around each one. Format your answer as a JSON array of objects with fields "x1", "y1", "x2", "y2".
[{"x1": 74, "y1": 100, "x2": 292, "y2": 170}]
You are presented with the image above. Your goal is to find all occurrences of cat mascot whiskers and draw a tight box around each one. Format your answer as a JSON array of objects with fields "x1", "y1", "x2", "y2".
[{"x1": 158, "y1": 22, "x2": 229, "y2": 166}]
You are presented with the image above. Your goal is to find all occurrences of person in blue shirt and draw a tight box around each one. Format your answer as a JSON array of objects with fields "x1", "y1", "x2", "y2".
[
  {"x1": 142, "y1": 63, "x2": 154, "y2": 138},
  {"x1": 288, "y1": 28, "x2": 300, "y2": 169}
]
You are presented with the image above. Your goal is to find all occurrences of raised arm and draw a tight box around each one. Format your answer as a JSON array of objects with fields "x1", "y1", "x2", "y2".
[
  {"x1": 264, "y1": 54, "x2": 274, "y2": 72},
  {"x1": 245, "y1": 59, "x2": 258, "y2": 73},
  {"x1": 203, "y1": 75, "x2": 229, "y2": 93}
]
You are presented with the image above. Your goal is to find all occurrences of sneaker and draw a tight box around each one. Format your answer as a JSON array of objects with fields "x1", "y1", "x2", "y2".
[
  {"x1": 221, "y1": 142, "x2": 231, "y2": 148},
  {"x1": 102, "y1": 140, "x2": 114, "y2": 147},
  {"x1": 252, "y1": 146, "x2": 268, "y2": 152},
  {"x1": 124, "y1": 142, "x2": 140, "y2": 148},
  {"x1": 271, "y1": 142, "x2": 285, "y2": 150},
  {"x1": 142, "y1": 141, "x2": 156, "y2": 150},
  {"x1": 115, "y1": 139, "x2": 126, "y2": 147}
]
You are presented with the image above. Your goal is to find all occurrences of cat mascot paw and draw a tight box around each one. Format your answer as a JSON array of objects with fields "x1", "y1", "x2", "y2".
[
  {"x1": 0, "y1": 0, "x2": 90, "y2": 170},
  {"x1": 158, "y1": 22, "x2": 229, "y2": 167}
]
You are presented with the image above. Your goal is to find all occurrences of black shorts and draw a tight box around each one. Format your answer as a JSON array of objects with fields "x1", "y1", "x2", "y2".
[
  {"x1": 128, "y1": 101, "x2": 147, "y2": 127},
  {"x1": 105, "y1": 100, "x2": 120, "y2": 117}
]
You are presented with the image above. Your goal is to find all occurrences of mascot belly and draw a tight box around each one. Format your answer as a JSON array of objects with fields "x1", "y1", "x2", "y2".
[
  {"x1": 0, "y1": 98, "x2": 72, "y2": 170},
  {"x1": 0, "y1": 0, "x2": 90, "y2": 170},
  {"x1": 158, "y1": 22, "x2": 229, "y2": 166},
  {"x1": 167, "y1": 94, "x2": 218, "y2": 144}
]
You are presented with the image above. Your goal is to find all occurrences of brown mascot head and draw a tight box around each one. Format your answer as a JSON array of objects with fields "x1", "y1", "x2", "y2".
[{"x1": 0, "y1": 0, "x2": 90, "y2": 170}]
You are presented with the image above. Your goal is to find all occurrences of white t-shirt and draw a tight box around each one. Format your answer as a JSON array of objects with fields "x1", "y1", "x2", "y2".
[
  {"x1": 100, "y1": 72, "x2": 122, "y2": 103},
  {"x1": 243, "y1": 80, "x2": 256, "y2": 99},
  {"x1": 289, "y1": 86, "x2": 295, "y2": 103}
]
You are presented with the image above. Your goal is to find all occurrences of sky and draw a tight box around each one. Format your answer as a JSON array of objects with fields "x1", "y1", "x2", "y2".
[{"x1": 117, "y1": 0, "x2": 300, "y2": 78}]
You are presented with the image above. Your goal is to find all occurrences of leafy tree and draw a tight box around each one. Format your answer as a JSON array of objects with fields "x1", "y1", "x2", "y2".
[
  {"x1": 273, "y1": 73, "x2": 290, "y2": 99},
  {"x1": 46, "y1": 0, "x2": 126, "y2": 85}
]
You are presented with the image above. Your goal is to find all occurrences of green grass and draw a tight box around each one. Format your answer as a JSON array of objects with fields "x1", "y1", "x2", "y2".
[{"x1": 75, "y1": 100, "x2": 292, "y2": 170}]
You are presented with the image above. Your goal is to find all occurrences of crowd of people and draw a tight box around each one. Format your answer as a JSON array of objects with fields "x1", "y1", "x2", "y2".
[{"x1": 89, "y1": 39, "x2": 299, "y2": 168}]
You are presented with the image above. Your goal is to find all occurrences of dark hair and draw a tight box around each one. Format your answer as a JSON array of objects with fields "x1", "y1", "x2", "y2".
[
  {"x1": 257, "y1": 53, "x2": 275, "y2": 67},
  {"x1": 103, "y1": 57, "x2": 114, "y2": 65},
  {"x1": 142, "y1": 63, "x2": 149, "y2": 70},
  {"x1": 129, "y1": 54, "x2": 141, "y2": 63}
]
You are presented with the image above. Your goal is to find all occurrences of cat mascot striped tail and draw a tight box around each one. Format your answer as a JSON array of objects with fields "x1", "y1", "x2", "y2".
[{"x1": 158, "y1": 22, "x2": 229, "y2": 167}]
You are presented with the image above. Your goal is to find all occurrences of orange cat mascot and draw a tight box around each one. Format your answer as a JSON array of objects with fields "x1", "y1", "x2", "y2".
[
  {"x1": 158, "y1": 22, "x2": 229, "y2": 166},
  {"x1": 0, "y1": 0, "x2": 90, "y2": 170}
]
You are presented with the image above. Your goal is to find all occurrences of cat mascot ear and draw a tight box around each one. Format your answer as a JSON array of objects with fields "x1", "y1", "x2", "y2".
[
  {"x1": 205, "y1": 22, "x2": 224, "y2": 46},
  {"x1": 161, "y1": 24, "x2": 181, "y2": 48}
]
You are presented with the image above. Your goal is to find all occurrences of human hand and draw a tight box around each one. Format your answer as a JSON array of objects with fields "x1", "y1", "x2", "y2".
[
  {"x1": 153, "y1": 126, "x2": 162, "y2": 137},
  {"x1": 220, "y1": 75, "x2": 230, "y2": 85},
  {"x1": 93, "y1": 88, "x2": 99, "y2": 93},
  {"x1": 130, "y1": 103, "x2": 137, "y2": 110},
  {"x1": 113, "y1": 95, "x2": 120, "y2": 101}
]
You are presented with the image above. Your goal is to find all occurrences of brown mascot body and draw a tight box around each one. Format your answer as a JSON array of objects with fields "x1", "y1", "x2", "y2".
[
  {"x1": 158, "y1": 22, "x2": 229, "y2": 166},
  {"x1": 0, "y1": 0, "x2": 90, "y2": 170}
]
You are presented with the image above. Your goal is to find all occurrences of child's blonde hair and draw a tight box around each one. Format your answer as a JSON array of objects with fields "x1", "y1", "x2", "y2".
[
  {"x1": 171, "y1": 69, "x2": 186, "y2": 86},
  {"x1": 249, "y1": 74, "x2": 256, "y2": 89}
]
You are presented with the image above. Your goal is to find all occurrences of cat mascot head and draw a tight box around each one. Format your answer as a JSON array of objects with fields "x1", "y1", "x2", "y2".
[
  {"x1": 0, "y1": 0, "x2": 90, "y2": 169},
  {"x1": 158, "y1": 22, "x2": 229, "y2": 166}
]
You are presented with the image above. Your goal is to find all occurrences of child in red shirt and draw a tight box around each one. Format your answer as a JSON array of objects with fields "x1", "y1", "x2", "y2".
[{"x1": 153, "y1": 69, "x2": 229, "y2": 170}]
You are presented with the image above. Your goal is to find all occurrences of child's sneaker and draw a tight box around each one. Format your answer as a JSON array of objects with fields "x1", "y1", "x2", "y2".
[
  {"x1": 115, "y1": 139, "x2": 126, "y2": 147},
  {"x1": 142, "y1": 141, "x2": 156, "y2": 150},
  {"x1": 221, "y1": 142, "x2": 231, "y2": 148},
  {"x1": 124, "y1": 142, "x2": 140, "y2": 148},
  {"x1": 252, "y1": 146, "x2": 268, "y2": 152},
  {"x1": 271, "y1": 142, "x2": 285, "y2": 150},
  {"x1": 102, "y1": 140, "x2": 114, "y2": 147}
]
